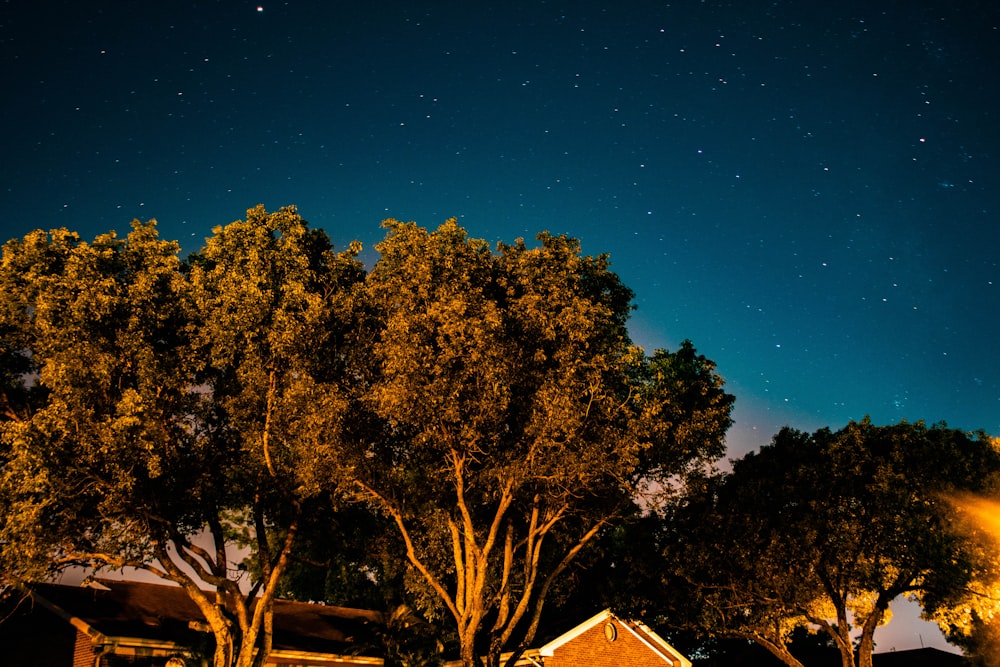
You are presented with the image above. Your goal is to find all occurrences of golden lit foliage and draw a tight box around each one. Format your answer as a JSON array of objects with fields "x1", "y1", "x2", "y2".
[
  {"x1": 1, "y1": 210, "x2": 731, "y2": 667},
  {"x1": 925, "y1": 489, "x2": 1000, "y2": 663},
  {"x1": 0, "y1": 207, "x2": 364, "y2": 667},
  {"x1": 350, "y1": 218, "x2": 733, "y2": 667}
]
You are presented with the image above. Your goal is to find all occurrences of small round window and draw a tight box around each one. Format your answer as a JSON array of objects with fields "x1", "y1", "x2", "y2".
[{"x1": 604, "y1": 622, "x2": 618, "y2": 642}]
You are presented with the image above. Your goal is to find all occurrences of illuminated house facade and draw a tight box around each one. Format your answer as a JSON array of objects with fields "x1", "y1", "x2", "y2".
[{"x1": 443, "y1": 609, "x2": 692, "y2": 667}]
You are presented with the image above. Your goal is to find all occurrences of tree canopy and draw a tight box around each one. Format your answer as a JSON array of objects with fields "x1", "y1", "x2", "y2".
[
  {"x1": 662, "y1": 418, "x2": 1000, "y2": 667},
  {"x1": 348, "y1": 218, "x2": 734, "y2": 667},
  {"x1": 0, "y1": 209, "x2": 736, "y2": 667},
  {"x1": 0, "y1": 206, "x2": 365, "y2": 667}
]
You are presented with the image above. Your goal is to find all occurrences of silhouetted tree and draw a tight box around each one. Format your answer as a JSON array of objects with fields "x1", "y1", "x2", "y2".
[{"x1": 663, "y1": 419, "x2": 1000, "y2": 667}]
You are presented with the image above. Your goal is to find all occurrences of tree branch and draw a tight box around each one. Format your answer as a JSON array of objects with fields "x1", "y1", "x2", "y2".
[{"x1": 355, "y1": 479, "x2": 460, "y2": 621}]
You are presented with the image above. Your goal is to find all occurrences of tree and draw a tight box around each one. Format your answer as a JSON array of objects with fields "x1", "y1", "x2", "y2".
[
  {"x1": 349, "y1": 219, "x2": 734, "y2": 667},
  {"x1": 0, "y1": 205, "x2": 365, "y2": 667},
  {"x1": 926, "y1": 487, "x2": 1000, "y2": 667},
  {"x1": 663, "y1": 418, "x2": 1000, "y2": 667}
]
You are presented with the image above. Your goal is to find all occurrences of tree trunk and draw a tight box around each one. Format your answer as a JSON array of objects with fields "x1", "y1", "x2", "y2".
[
  {"x1": 832, "y1": 630, "x2": 856, "y2": 667},
  {"x1": 836, "y1": 645, "x2": 856, "y2": 667},
  {"x1": 249, "y1": 598, "x2": 274, "y2": 667},
  {"x1": 752, "y1": 639, "x2": 807, "y2": 667},
  {"x1": 855, "y1": 607, "x2": 886, "y2": 667},
  {"x1": 823, "y1": 604, "x2": 857, "y2": 667},
  {"x1": 235, "y1": 631, "x2": 258, "y2": 667},
  {"x1": 212, "y1": 638, "x2": 235, "y2": 667},
  {"x1": 459, "y1": 635, "x2": 478, "y2": 667},
  {"x1": 857, "y1": 633, "x2": 876, "y2": 667},
  {"x1": 199, "y1": 607, "x2": 236, "y2": 667}
]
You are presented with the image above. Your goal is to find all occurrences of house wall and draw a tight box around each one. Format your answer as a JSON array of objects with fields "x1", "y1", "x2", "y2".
[
  {"x1": 73, "y1": 628, "x2": 97, "y2": 667},
  {"x1": 544, "y1": 620, "x2": 677, "y2": 667}
]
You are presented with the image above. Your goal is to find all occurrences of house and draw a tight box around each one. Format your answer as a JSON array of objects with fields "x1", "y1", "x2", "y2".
[
  {"x1": 2, "y1": 583, "x2": 691, "y2": 667},
  {"x1": 0, "y1": 579, "x2": 384, "y2": 666},
  {"x1": 871, "y1": 647, "x2": 970, "y2": 667},
  {"x1": 443, "y1": 609, "x2": 692, "y2": 667}
]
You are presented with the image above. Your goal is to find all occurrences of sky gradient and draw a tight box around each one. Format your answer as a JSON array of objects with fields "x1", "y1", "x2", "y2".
[{"x1": 2, "y1": 0, "x2": 997, "y2": 654}]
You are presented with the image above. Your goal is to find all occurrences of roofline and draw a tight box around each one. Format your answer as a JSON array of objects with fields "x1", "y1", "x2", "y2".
[
  {"x1": 21, "y1": 583, "x2": 384, "y2": 665},
  {"x1": 538, "y1": 608, "x2": 614, "y2": 656},
  {"x1": 268, "y1": 649, "x2": 385, "y2": 665},
  {"x1": 18, "y1": 583, "x2": 109, "y2": 645},
  {"x1": 620, "y1": 619, "x2": 691, "y2": 667},
  {"x1": 537, "y1": 609, "x2": 690, "y2": 667}
]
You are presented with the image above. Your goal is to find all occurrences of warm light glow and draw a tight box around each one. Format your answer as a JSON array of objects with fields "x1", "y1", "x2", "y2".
[
  {"x1": 935, "y1": 491, "x2": 1000, "y2": 662},
  {"x1": 948, "y1": 493, "x2": 1000, "y2": 543}
]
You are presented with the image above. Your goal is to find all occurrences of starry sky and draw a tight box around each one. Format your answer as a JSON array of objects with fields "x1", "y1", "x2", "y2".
[{"x1": 2, "y1": 0, "x2": 997, "y2": 653}]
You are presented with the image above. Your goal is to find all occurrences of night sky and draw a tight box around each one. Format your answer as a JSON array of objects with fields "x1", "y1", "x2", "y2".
[{"x1": 2, "y1": 0, "x2": 997, "y2": 653}]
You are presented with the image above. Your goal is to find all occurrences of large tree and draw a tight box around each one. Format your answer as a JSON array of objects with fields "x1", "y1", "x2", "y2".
[
  {"x1": 663, "y1": 418, "x2": 1000, "y2": 667},
  {"x1": 349, "y1": 219, "x2": 734, "y2": 667},
  {"x1": 0, "y1": 205, "x2": 364, "y2": 667}
]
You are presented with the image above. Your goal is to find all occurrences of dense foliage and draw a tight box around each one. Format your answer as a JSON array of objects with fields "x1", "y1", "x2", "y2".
[
  {"x1": 0, "y1": 210, "x2": 734, "y2": 667},
  {"x1": 0, "y1": 206, "x2": 365, "y2": 667},
  {"x1": 348, "y1": 219, "x2": 734, "y2": 667},
  {"x1": 662, "y1": 419, "x2": 1000, "y2": 667}
]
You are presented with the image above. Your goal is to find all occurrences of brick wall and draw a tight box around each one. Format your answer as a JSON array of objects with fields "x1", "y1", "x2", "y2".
[
  {"x1": 545, "y1": 620, "x2": 676, "y2": 667},
  {"x1": 73, "y1": 628, "x2": 97, "y2": 667}
]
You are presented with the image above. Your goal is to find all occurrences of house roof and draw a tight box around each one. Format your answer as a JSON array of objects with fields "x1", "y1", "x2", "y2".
[
  {"x1": 871, "y1": 647, "x2": 969, "y2": 667},
  {"x1": 536, "y1": 609, "x2": 692, "y2": 667},
  {"x1": 20, "y1": 579, "x2": 383, "y2": 663},
  {"x1": 442, "y1": 609, "x2": 692, "y2": 667}
]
